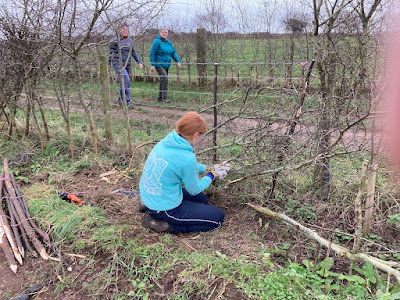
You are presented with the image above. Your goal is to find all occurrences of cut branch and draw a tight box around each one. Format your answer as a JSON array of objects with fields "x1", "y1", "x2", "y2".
[
  {"x1": 247, "y1": 203, "x2": 400, "y2": 284},
  {"x1": 0, "y1": 169, "x2": 23, "y2": 265},
  {"x1": 3, "y1": 158, "x2": 48, "y2": 260}
]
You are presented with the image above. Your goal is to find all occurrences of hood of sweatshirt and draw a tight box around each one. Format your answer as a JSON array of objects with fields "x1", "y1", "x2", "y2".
[{"x1": 162, "y1": 130, "x2": 193, "y2": 152}]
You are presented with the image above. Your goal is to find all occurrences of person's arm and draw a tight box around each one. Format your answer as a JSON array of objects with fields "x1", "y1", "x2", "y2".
[
  {"x1": 180, "y1": 160, "x2": 212, "y2": 196},
  {"x1": 149, "y1": 39, "x2": 159, "y2": 72},
  {"x1": 149, "y1": 39, "x2": 159, "y2": 67},
  {"x1": 170, "y1": 43, "x2": 181, "y2": 68},
  {"x1": 130, "y1": 42, "x2": 143, "y2": 69},
  {"x1": 108, "y1": 41, "x2": 117, "y2": 65},
  {"x1": 130, "y1": 43, "x2": 141, "y2": 63},
  {"x1": 197, "y1": 163, "x2": 206, "y2": 174}
]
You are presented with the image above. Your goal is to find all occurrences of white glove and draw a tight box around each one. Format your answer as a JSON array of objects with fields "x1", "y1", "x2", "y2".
[{"x1": 212, "y1": 161, "x2": 231, "y2": 180}]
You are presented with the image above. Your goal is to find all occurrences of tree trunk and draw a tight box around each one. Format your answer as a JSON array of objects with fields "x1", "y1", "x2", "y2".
[
  {"x1": 66, "y1": 121, "x2": 75, "y2": 159},
  {"x1": 73, "y1": 57, "x2": 98, "y2": 155},
  {"x1": 196, "y1": 28, "x2": 207, "y2": 86},
  {"x1": 25, "y1": 99, "x2": 30, "y2": 136}
]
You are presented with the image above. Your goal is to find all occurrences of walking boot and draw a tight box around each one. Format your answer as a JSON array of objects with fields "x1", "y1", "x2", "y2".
[
  {"x1": 142, "y1": 214, "x2": 172, "y2": 233},
  {"x1": 138, "y1": 196, "x2": 147, "y2": 213}
]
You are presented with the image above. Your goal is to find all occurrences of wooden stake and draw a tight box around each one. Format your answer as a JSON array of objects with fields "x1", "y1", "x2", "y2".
[
  {"x1": 0, "y1": 170, "x2": 23, "y2": 265},
  {"x1": 363, "y1": 164, "x2": 378, "y2": 235},
  {"x1": 5, "y1": 196, "x2": 25, "y2": 259},
  {"x1": 10, "y1": 172, "x2": 48, "y2": 241},
  {"x1": 6, "y1": 196, "x2": 37, "y2": 257},
  {"x1": 353, "y1": 160, "x2": 369, "y2": 254},
  {"x1": 3, "y1": 158, "x2": 48, "y2": 260},
  {"x1": 0, "y1": 226, "x2": 17, "y2": 273}
]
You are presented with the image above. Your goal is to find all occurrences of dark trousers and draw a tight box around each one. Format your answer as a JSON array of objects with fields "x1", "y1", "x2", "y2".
[
  {"x1": 148, "y1": 189, "x2": 224, "y2": 234},
  {"x1": 156, "y1": 67, "x2": 169, "y2": 101}
]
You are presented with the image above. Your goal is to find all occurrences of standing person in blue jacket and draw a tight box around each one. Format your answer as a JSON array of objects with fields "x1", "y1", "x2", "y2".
[
  {"x1": 149, "y1": 28, "x2": 181, "y2": 103},
  {"x1": 139, "y1": 111, "x2": 230, "y2": 233},
  {"x1": 109, "y1": 24, "x2": 143, "y2": 107}
]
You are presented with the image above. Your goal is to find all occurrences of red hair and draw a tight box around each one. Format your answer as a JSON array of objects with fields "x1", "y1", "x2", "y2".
[{"x1": 176, "y1": 111, "x2": 207, "y2": 140}]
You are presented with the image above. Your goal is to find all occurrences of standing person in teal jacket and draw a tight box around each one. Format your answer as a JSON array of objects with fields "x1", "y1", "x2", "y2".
[
  {"x1": 139, "y1": 111, "x2": 231, "y2": 233},
  {"x1": 149, "y1": 28, "x2": 181, "y2": 103}
]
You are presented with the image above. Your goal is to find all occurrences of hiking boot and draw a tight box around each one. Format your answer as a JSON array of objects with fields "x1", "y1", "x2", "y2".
[
  {"x1": 138, "y1": 197, "x2": 147, "y2": 213},
  {"x1": 127, "y1": 102, "x2": 135, "y2": 109},
  {"x1": 142, "y1": 214, "x2": 172, "y2": 232}
]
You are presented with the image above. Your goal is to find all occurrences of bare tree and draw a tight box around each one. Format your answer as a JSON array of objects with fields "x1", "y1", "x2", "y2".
[
  {"x1": 0, "y1": 0, "x2": 56, "y2": 148},
  {"x1": 195, "y1": 0, "x2": 229, "y2": 63}
]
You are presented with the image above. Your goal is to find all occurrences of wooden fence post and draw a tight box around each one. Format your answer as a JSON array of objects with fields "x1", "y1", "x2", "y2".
[
  {"x1": 197, "y1": 28, "x2": 207, "y2": 86},
  {"x1": 363, "y1": 164, "x2": 378, "y2": 235},
  {"x1": 99, "y1": 55, "x2": 114, "y2": 142},
  {"x1": 213, "y1": 63, "x2": 218, "y2": 163}
]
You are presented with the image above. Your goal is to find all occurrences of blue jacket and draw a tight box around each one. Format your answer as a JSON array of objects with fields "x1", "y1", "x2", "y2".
[
  {"x1": 149, "y1": 35, "x2": 180, "y2": 69},
  {"x1": 108, "y1": 37, "x2": 141, "y2": 68},
  {"x1": 139, "y1": 131, "x2": 212, "y2": 211}
]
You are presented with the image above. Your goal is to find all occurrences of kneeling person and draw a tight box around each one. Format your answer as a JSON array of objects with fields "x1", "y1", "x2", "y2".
[{"x1": 139, "y1": 111, "x2": 230, "y2": 233}]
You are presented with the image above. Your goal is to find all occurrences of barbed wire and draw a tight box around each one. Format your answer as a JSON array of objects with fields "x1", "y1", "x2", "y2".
[
  {"x1": 130, "y1": 74, "x2": 307, "y2": 80},
  {"x1": 146, "y1": 61, "x2": 314, "y2": 66},
  {"x1": 130, "y1": 88, "x2": 281, "y2": 98}
]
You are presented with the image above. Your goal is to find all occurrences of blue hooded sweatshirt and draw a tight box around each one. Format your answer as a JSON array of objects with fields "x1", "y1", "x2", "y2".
[
  {"x1": 149, "y1": 35, "x2": 180, "y2": 69},
  {"x1": 139, "y1": 131, "x2": 212, "y2": 211}
]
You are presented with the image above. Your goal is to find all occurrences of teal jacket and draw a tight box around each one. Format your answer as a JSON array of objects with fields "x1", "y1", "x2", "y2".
[
  {"x1": 139, "y1": 131, "x2": 211, "y2": 211},
  {"x1": 149, "y1": 35, "x2": 180, "y2": 69}
]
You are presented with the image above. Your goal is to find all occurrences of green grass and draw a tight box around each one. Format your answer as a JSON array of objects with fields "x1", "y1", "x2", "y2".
[
  {"x1": 26, "y1": 184, "x2": 106, "y2": 242},
  {"x1": 21, "y1": 180, "x2": 390, "y2": 299},
  {"x1": 2, "y1": 139, "x2": 398, "y2": 299},
  {"x1": 21, "y1": 180, "x2": 397, "y2": 299}
]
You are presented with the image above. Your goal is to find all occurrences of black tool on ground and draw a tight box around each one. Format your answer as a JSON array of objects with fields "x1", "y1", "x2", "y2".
[
  {"x1": 111, "y1": 189, "x2": 140, "y2": 196},
  {"x1": 58, "y1": 192, "x2": 85, "y2": 207},
  {"x1": 111, "y1": 189, "x2": 146, "y2": 212},
  {"x1": 13, "y1": 280, "x2": 52, "y2": 300}
]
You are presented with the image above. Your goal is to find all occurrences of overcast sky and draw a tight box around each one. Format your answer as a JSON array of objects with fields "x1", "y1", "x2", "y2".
[{"x1": 159, "y1": 0, "x2": 294, "y2": 33}]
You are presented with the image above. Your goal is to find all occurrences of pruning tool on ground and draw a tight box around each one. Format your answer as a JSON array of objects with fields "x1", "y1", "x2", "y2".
[{"x1": 58, "y1": 192, "x2": 85, "y2": 207}]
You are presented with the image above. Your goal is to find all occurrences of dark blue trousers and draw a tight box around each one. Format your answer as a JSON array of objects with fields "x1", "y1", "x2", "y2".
[
  {"x1": 112, "y1": 65, "x2": 131, "y2": 105},
  {"x1": 147, "y1": 189, "x2": 224, "y2": 234}
]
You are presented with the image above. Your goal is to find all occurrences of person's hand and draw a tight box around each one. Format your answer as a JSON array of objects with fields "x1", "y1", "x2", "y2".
[
  {"x1": 150, "y1": 66, "x2": 155, "y2": 72},
  {"x1": 209, "y1": 161, "x2": 231, "y2": 180},
  {"x1": 139, "y1": 63, "x2": 143, "y2": 69},
  {"x1": 177, "y1": 62, "x2": 182, "y2": 68}
]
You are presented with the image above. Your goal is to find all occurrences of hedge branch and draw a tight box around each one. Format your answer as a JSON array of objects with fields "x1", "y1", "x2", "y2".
[{"x1": 247, "y1": 203, "x2": 400, "y2": 284}]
